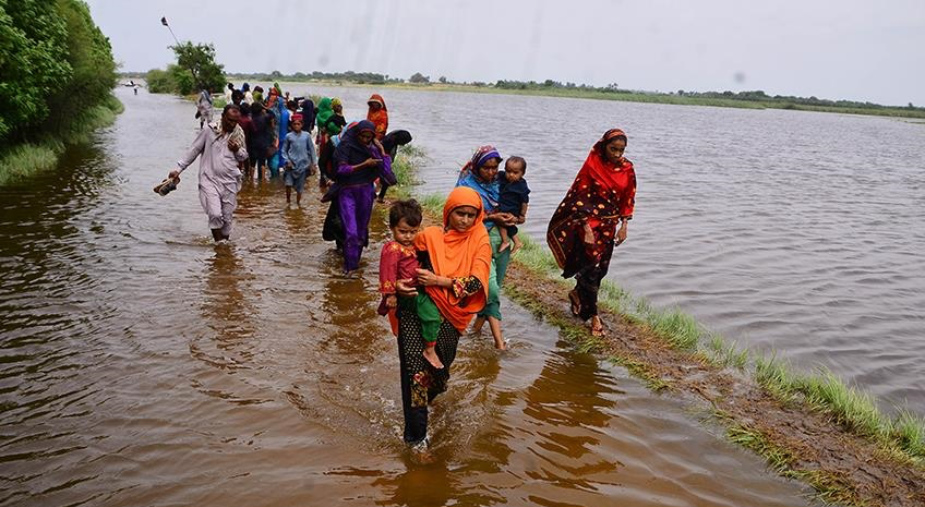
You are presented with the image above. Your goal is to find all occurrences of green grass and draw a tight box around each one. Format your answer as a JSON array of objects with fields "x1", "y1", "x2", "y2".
[
  {"x1": 702, "y1": 334, "x2": 750, "y2": 370},
  {"x1": 0, "y1": 95, "x2": 123, "y2": 187},
  {"x1": 754, "y1": 355, "x2": 925, "y2": 463},
  {"x1": 393, "y1": 143, "x2": 925, "y2": 467},
  {"x1": 724, "y1": 419, "x2": 863, "y2": 506}
]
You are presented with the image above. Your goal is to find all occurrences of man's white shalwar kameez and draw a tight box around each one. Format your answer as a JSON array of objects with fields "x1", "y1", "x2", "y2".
[{"x1": 177, "y1": 124, "x2": 247, "y2": 237}]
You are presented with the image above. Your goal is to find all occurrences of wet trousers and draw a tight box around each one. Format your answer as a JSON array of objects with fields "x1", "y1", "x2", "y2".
[{"x1": 396, "y1": 298, "x2": 459, "y2": 444}]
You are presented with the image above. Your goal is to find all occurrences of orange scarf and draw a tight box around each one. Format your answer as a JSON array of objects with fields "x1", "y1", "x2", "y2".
[{"x1": 414, "y1": 187, "x2": 492, "y2": 331}]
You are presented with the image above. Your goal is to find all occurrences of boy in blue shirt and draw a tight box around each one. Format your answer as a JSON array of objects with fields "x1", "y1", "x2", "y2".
[{"x1": 281, "y1": 114, "x2": 318, "y2": 206}]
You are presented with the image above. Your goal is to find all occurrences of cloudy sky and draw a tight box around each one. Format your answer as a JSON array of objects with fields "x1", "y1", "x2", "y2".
[{"x1": 86, "y1": 0, "x2": 925, "y2": 106}]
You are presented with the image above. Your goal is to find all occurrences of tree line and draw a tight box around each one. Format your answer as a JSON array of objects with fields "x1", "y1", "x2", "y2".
[{"x1": 0, "y1": 0, "x2": 118, "y2": 150}]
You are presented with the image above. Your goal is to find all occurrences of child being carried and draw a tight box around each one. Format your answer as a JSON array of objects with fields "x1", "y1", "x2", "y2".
[
  {"x1": 378, "y1": 200, "x2": 443, "y2": 369},
  {"x1": 497, "y1": 156, "x2": 530, "y2": 254}
]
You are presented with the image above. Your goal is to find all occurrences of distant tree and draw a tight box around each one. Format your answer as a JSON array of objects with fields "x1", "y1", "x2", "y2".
[
  {"x1": 438, "y1": 75, "x2": 447, "y2": 84},
  {"x1": 677, "y1": 89, "x2": 685, "y2": 96},
  {"x1": 270, "y1": 70, "x2": 282, "y2": 78},
  {"x1": 409, "y1": 72, "x2": 430, "y2": 84},
  {"x1": 170, "y1": 42, "x2": 225, "y2": 94},
  {"x1": 909, "y1": 102, "x2": 915, "y2": 109}
]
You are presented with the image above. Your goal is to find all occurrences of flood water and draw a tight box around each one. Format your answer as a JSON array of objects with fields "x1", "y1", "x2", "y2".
[
  {"x1": 0, "y1": 83, "x2": 916, "y2": 506},
  {"x1": 302, "y1": 83, "x2": 925, "y2": 415}
]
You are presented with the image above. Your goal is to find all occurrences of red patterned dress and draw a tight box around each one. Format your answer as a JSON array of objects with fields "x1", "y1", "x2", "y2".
[
  {"x1": 546, "y1": 129, "x2": 636, "y2": 320},
  {"x1": 378, "y1": 240, "x2": 420, "y2": 335}
]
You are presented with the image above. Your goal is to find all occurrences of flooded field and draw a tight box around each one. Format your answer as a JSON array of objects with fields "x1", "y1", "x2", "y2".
[
  {"x1": 305, "y1": 83, "x2": 925, "y2": 414},
  {"x1": 1, "y1": 84, "x2": 920, "y2": 505}
]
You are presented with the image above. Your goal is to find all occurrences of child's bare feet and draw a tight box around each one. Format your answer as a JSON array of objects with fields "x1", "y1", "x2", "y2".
[
  {"x1": 467, "y1": 316, "x2": 486, "y2": 337},
  {"x1": 511, "y1": 236, "x2": 523, "y2": 255},
  {"x1": 493, "y1": 334, "x2": 506, "y2": 350},
  {"x1": 423, "y1": 346, "x2": 444, "y2": 369},
  {"x1": 498, "y1": 240, "x2": 511, "y2": 252}
]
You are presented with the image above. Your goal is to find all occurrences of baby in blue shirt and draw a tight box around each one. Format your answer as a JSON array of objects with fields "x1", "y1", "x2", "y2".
[{"x1": 497, "y1": 156, "x2": 530, "y2": 254}]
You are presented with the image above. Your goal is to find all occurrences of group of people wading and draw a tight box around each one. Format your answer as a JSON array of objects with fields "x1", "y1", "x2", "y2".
[{"x1": 167, "y1": 85, "x2": 636, "y2": 450}]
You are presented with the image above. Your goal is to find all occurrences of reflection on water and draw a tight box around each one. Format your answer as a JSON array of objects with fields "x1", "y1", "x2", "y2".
[{"x1": 0, "y1": 86, "x2": 835, "y2": 506}]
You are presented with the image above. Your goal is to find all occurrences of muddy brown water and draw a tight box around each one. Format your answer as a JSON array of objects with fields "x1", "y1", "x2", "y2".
[{"x1": 0, "y1": 84, "x2": 906, "y2": 506}]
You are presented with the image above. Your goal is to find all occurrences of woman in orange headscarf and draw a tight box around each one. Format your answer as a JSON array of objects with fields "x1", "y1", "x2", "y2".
[
  {"x1": 546, "y1": 129, "x2": 637, "y2": 337},
  {"x1": 366, "y1": 94, "x2": 389, "y2": 140},
  {"x1": 394, "y1": 186, "x2": 491, "y2": 448}
]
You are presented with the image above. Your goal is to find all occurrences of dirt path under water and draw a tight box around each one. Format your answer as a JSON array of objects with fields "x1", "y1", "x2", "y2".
[{"x1": 497, "y1": 264, "x2": 925, "y2": 507}]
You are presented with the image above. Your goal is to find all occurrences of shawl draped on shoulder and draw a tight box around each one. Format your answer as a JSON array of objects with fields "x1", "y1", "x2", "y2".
[{"x1": 546, "y1": 129, "x2": 637, "y2": 278}]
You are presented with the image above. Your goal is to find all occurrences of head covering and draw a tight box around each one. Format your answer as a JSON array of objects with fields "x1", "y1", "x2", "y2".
[
  {"x1": 367, "y1": 94, "x2": 386, "y2": 110},
  {"x1": 455, "y1": 145, "x2": 502, "y2": 215},
  {"x1": 291, "y1": 113, "x2": 303, "y2": 123},
  {"x1": 414, "y1": 186, "x2": 492, "y2": 332},
  {"x1": 331, "y1": 97, "x2": 342, "y2": 108},
  {"x1": 382, "y1": 130, "x2": 412, "y2": 156},
  {"x1": 316, "y1": 97, "x2": 334, "y2": 128},
  {"x1": 366, "y1": 94, "x2": 389, "y2": 140},
  {"x1": 242, "y1": 83, "x2": 250, "y2": 91},
  {"x1": 334, "y1": 120, "x2": 377, "y2": 167},
  {"x1": 586, "y1": 128, "x2": 631, "y2": 191}
]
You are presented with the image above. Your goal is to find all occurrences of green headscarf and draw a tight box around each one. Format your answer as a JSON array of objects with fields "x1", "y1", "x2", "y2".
[{"x1": 316, "y1": 97, "x2": 334, "y2": 133}]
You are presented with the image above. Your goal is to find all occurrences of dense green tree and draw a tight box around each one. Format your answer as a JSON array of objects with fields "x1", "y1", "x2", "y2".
[
  {"x1": 0, "y1": 0, "x2": 71, "y2": 143},
  {"x1": 170, "y1": 42, "x2": 225, "y2": 94},
  {"x1": 0, "y1": 0, "x2": 116, "y2": 147},
  {"x1": 45, "y1": 0, "x2": 117, "y2": 127}
]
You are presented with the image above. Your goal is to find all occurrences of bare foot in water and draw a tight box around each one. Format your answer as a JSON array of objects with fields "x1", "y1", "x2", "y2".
[
  {"x1": 423, "y1": 347, "x2": 444, "y2": 369},
  {"x1": 493, "y1": 334, "x2": 506, "y2": 350}
]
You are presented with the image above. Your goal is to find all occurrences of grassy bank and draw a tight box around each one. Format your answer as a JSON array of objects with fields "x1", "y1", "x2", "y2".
[
  {"x1": 394, "y1": 84, "x2": 925, "y2": 119},
  {"x1": 238, "y1": 76, "x2": 925, "y2": 120},
  {"x1": 0, "y1": 95, "x2": 124, "y2": 187},
  {"x1": 386, "y1": 146, "x2": 925, "y2": 506}
]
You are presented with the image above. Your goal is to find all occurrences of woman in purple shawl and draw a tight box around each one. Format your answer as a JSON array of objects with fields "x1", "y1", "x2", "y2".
[{"x1": 327, "y1": 120, "x2": 397, "y2": 273}]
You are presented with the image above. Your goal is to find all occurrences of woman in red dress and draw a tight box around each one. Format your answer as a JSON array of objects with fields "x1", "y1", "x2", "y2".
[{"x1": 546, "y1": 129, "x2": 637, "y2": 337}]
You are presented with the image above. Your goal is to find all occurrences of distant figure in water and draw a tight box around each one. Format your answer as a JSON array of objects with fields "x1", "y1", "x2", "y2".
[
  {"x1": 496, "y1": 156, "x2": 530, "y2": 254},
  {"x1": 546, "y1": 128, "x2": 636, "y2": 337},
  {"x1": 393, "y1": 187, "x2": 491, "y2": 449},
  {"x1": 169, "y1": 104, "x2": 247, "y2": 242},
  {"x1": 196, "y1": 86, "x2": 213, "y2": 129}
]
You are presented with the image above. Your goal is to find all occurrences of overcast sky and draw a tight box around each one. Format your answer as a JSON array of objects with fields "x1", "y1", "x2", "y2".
[{"x1": 86, "y1": 0, "x2": 924, "y2": 106}]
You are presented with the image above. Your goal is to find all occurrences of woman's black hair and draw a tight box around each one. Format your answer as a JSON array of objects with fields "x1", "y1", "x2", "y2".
[{"x1": 389, "y1": 199, "x2": 423, "y2": 228}]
